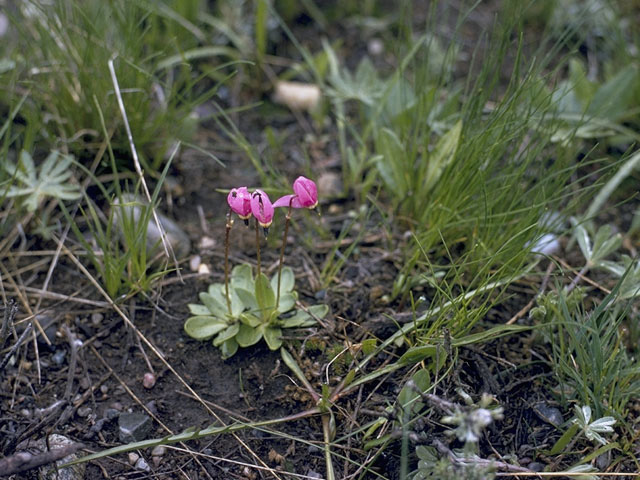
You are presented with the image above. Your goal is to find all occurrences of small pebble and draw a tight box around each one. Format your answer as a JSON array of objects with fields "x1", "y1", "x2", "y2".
[
  {"x1": 79, "y1": 377, "x2": 91, "y2": 390},
  {"x1": 77, "y1": 406, "x2": 92, "y2": 417},
  {"x1": 143, "y1": 372, "x2": 156, "y2": 389},
  {"x1": 197, "y1": 263, "x2": 210, "y2": 274},
  {"x1": 199, "y1": 236, "x2": 216, "y2": 250},
  {"x1": 368, "y1": 38, "x2": 384, "y2": 56},
  {"x1": 135, "y1": 457, "x2": 150, "y2": 472},
  {"x1": 100, "y1": 385, "x2": 109, "y2": 394},
  {"x1": 151, "y1": 445, "x2": 166, "y2": 456},
  {"x1": 52, "y1": 350, "x2": 66, "y2": 365},
  {"x1": 189, "y1": 255, "x2": 201, "y2": 272},
  {"x1": 128, "y1": 453, "x2": 139, "y2": 465},
  {"x1": 91, "y1": 312, "x2": 103, "y2": 325}
]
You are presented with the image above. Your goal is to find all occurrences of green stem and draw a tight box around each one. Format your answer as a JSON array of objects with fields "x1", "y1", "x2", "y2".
[
  {"x1": 224, "y1": 210, "x2": 233, "y2": 315},
  {"x1": 255, "y1": 218, "x2": 262, "y2": 278},
  {"x1": 276, "y1": 201, "x2": 293, "y2": 308}
]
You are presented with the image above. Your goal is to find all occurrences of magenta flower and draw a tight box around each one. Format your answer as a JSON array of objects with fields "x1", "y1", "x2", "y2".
[
  {"x1": 293, "y1": 176, "x2": 318, "y2": 208},
  {"x1": 273, "y1": 176, "x2": 318, "y2": 209},
  {"x1": 250, "y1": 189, "x2": 274, "y2": 229},
  {"x1": 227, "y1": 187, "x2": 252, "y2": 220}
]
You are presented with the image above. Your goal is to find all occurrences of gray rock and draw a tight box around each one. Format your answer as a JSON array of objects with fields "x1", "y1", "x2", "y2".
[
  {"x1": 118, "y1": 412, "x2": 152, "y2": 443},
  {"x1": 35, "y1": 434, "x2": 85, "y2": 480},
  {"x1": 533, "y1": 403, "x2": 563, "y2": 427},
  {"x1": 528, "y1": 462, "x2": 545, "y2": 472},
  {"x1": 112, "y1": 194, "x2": 191, "y2": 259},
  {"x1": 135, "y1": 457, "x2": 150, "y2": 472}
]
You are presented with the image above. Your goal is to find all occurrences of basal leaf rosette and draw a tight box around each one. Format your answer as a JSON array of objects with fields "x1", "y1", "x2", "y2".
[{"x1": 185, "y1": 264, "x2": 328, "y2": 357}]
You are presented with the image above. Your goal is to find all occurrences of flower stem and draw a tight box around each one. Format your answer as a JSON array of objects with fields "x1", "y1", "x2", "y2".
[
  {"x1": 276, "y1": 201, "x2": 293, "y2": 308},
  {"x1": 255, "y1": 218, "x2": 262, "y2": 278},
  {"x1": 224, "y1": 210, "x2": 233, "y2": 315}
]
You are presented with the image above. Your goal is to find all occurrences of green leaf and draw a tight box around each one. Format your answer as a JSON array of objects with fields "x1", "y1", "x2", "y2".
[
  {"x1": 262, "y1": 326, "x2": 282, "y2": 350},
  {"x1": 424, "y1": 120, "x2": 462, "y2": 192},
  {"x1": 231, "y1": 264, "x2": 254, "y2": 291},
  {"x1": 591, "y1": 225, "x2": 621, "y2": 264},
  {"x1": 587, "y1": 64, "x2": 638, "y2": 121},
  {"x1": 280, "y1": 310, "x2": 315, "y2": 328},
  {"x1": 184, "y1": 316, "x2": 228, "y2": 340},
  {"x1": 255, "y1": 273, "x2": 276, "y2": 319},
  {"x1": 361, "y1": 339, "x2": 377, "y2": 356},
  {"x1": 548, "y1": 422, "x2": 580, "y2": 455},
  {"x1": 279, "y1": 304, "x2": 327, "y2": 328},
  {"x1": 4, "y1": 150, "x2": 81, "y2": 211},
  {"x1": 188, "y1": 303, "x2": 211, "y2": 316},
  {"x1": 276, "y1": 292, "x2": 297, "y2": 313},
  {"x1": 220, "y1": 337, "x2": 238, "y2": 359},
  {"x1": 236, "y1": 323, "x2": 263, "y2": 347},
  {"x1": 375, "y1": 128, "x2": 407, "y2": 197},
  {"x1": 239, "y1": 313, "x2": 262, "y2": 328},
  {"x1": 229, "y1": 288, "x2": 245, "y2": 317},
  {"x1": 236, "y1": 287, "x2": 259, "y2": 312},
  {"x1": 398, "y1": 345, "x2": 438, "y2": 365},
  {"x1": 199, "y1": 292, "x2": 226, "y2": 316},
  {"x1": 213, "y1": 323, "x2": 240, "y2": 346},
  {"x1": 271, "y1": 267, "x2": 295, "y2": 296},
  {"x1": 452, "y1": 324, "x2": 533, "y2": 346},
  {"x1": 307, "y1": 304, "x2": 329, "y2": 319},
  {"x1": 574, "y1": 223, "x2": 593, "y2": 261}
]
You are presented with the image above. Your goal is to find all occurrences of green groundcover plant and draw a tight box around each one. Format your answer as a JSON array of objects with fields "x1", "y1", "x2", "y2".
[{"x1": 184, "y1": 176, "x2": 328, "y2": 358}]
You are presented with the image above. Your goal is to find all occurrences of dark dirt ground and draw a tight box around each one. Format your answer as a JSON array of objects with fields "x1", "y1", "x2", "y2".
[{"x1": 2, "y1": 2, "x2": 640, "y2": 479}]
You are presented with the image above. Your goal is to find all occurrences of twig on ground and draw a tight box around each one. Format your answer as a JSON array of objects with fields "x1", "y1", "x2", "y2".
[
  {"x1": 0, "y1": 442, "x2": 84, "y2": 476},
  {"x1": 0, "y1": 299, "x2": 17, "y2": 349},
  {"x1": 0, "y1": 322, "x2": 32, "y2": 373}
]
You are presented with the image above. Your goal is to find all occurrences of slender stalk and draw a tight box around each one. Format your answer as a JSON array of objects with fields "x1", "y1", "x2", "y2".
[
  {"x1": 224, "y1": 210, "x2": 233, "y2": 315},
  {"x1": 276, "y1": 200, "x2": 293, "y2": 308},
  {"x1": 255, "y1": 218, "x2": 262, "y2": 277}
]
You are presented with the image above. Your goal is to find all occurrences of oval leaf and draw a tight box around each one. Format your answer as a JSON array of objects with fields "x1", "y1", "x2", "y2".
[
  {"x1": 236, "y1": 323, "x2": 264, "y2": 347},
  {"x1": 231, "y1": 264, "x2": 254, "y2": 291},
  {"x1": 276, "y1": 292, "x2": 297, "y2": 313},
  {"x1": 255, "y1": 273, "x2": 276, "y2": 318},
  {"x1": 271, "y1": 267, "x2": 295, "y2": 296},
  {"x1": 220, "y1": 337, "x2": 238, "y2": 359},
  {"x1": 213, "y1": 322, "x2": 240, "y2": 346},
  {"x1": 184, "y1": 316, "x2": 227, "y2": 340},
  {"x1": 262, "y1": 326, "x2": 283, "y2": 350},
  {"x1": 280, "y1": 310, "x2": 315, "y2": 328},
  {"x1": 188, "y1": 303, "x2": 211, "y2": 316},
  {"x1": 240, "y1": 313, "x2": 262, "y2": 328},
  {"x1": 229, "y1": 288, "x2": 245, "y2": 317},
  {"x1": 236, "y1": 287, "x2": 258, "y2": 312},
  {"x1": 199, "y1": 291, "x2": 226, "y2": 315}
]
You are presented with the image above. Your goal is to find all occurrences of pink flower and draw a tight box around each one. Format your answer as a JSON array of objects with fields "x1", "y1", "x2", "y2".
[
  {"x1": 273, "y1": 176, "x2": 318, "y2": 209},
  {"x1": 250, "y1": 189, "x2": 274, "y2": 229},
  {"x1": 227, "y1": 187, "x2": 252, "y2": 220},
  {"x1": 293, "y1": 176, "x2": 318, "y2": 209}
]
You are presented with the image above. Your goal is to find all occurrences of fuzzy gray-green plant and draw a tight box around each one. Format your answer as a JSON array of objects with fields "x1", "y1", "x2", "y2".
[{"x1": 3, "y1": 150, "x2": 81, "y2": 212}]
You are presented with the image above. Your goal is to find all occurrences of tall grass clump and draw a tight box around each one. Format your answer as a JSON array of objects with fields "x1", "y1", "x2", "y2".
[
  {"x1": 3, "y1": 0, "x2": 216, "y2": 170},
  {"x1": 325, "y1": 1, "x2": 580, "y2": 301}
]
